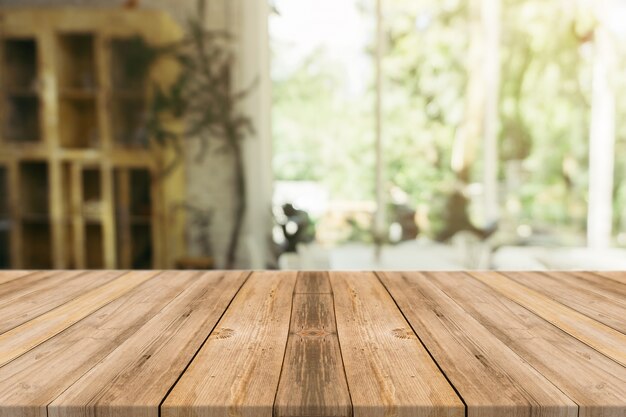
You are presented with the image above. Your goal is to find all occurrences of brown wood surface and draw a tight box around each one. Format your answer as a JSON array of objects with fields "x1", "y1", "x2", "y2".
[
  {"x1": 0, "y1": 270, "x2": 625, "y2": 417},
  {"x1": 559, "y1": 271, "x2": 626, "y2": 299},
  {"x1": 0, "y1": 270, "x2": 82, "y2": 304},
  {"x1": 161, "y1": 271, "x2": 297, "y2": 417},
  {"x1": 378, "y1": 271, "x2": 576, "y2": 417},
  {"x1": 0, "y1": 270, "x2": 159, "y2": 367},
  {"x1": 594, "y1": 271, "x2": 626, "y2": 286},
  {"x1": 0, "y1": 271, "x2": 200, "y2": 417},
  {"x1": 503, "y1": 271, "x2": 626, "y2": 333},
  {"x1": 49, "y1": 271, "x2": 249, "y2": 417},
  {"x1": 469, "y1": 271, "x2": 626, "y2": 367},
  {"x1": 0, "y1": 270, "x2": 124, "y2": 333},
  {"x1": 274, "y1": 272, "x2": 351, "y2": 417},
  {"x1": 330, "y1": 271, "x2": 464, "y2": 417},
  {"x1": 0, "y1": 270, "x2": 33, "y2": 285},
  {"x1": 447, "y1": 271, "x2": 626, "y2": 417},
  {"x1": 294, "y1": 270, "x2": 332, "y2": 294}
]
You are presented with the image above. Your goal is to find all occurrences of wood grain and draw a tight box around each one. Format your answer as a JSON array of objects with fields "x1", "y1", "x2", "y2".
[
  {"x1": 48, "y1": 271, "x2": 250, "y2": 417},
  {"x1": 330, "y1": 271, "x2": 464, "y2": 417},
  {"x1": 469, "y1": 271, "x2": 626, "y2": 367},
  {"x1": 0, "y1": 270, "x2": 125, "y2": 334},
  {"x1": 161, "y1": 271, "x2": 297, "y2": 417},
  {"x1": 294, "y1": 270, "x2": 332, "y2": 294},
  {"x1": 436, "y1": 271, "x2": 626, "y2": 417},
  {"x1": 503, "y1": 271, "x2": 626, "y2": 333},
  {"x1": 555, "y1": 271, "x2": 626, "y2": 299},
  {"x1": 378, "y1": 271, "x2": 576, "y2": 417},
  {"x1": 0, "y1": 271, "x2": 34, "y2": 286},
  {"x1": 274, "y1": 272, "x2": 351, "y2": 417},
  {"x1": 0, "y1": 270, "x2": 160, "y2": 367},
  {"x1": 0, "y1": 270, "x2": 84, "y2": 304},
  {"x1": 0, "y1": 270, "x2": 624, "y2": 417},
  {"x1": 0, "y1": 271, "x2": 203, "y2": 417},
  {"x1": 593, "y1": 271, "x2": 626, "y2": 286}
]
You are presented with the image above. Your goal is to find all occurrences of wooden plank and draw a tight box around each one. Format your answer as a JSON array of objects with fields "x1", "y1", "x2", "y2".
[
  {"x1": 594, "y1": 271, "x2": 626, "y2": 286},
  {"x1": 434, "y1": 271, "x2": 626, "y2": 417},
  {"x1": 274, "y1": 271, "x2": 351, "y2": 417},
  {"x1": 503, "y1": 271, "x2": 626, "y2": 334},
  {"x1": 0, "y1": 270, "x2": 85, "y2": 305},
  {"x1": 555, "y1": 271, "x2": 626, "y2": 298},
  {"x1": 469, "y1": 271, "x2": 626, "y2": 367},
  {"x1": 329, "y1": 271, "x2": 464, "y2": 417},
  {"x1": 294, "y1": 270, "x2": 332, "y2": 294},
  {"x1": 0, "y1": 271, "x2": 203, "y2": 417},
  {"x1": 48, "y1": 271, "x2": 250, "y2": 417},
  {"x1": 0, "y1": 270, "x2": 125, "y2": 334},
  {"x1": 378, "y1": 271, "x2": 576, "y2": 417},
  {"x1": 0, "y1": 270, "x2": 160, "y2": 367},
  {"x1": 0, "y1": 271, "x2": 34, "y2": 286},
  {"x1": 161, "y1": 271, "x2": 297, "y2": 417}
]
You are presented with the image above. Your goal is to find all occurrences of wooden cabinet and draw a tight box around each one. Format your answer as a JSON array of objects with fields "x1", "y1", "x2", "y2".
[{"x1": 0, "y1": 8, "x2": 186, "y2": 269}]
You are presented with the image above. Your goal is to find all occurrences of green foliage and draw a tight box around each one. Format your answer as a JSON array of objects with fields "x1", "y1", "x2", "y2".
[
  {"x1": 273, "y1": 0, "x2": 626, "y2": 243},
  {"x1": 272, "y1": 49, "x2": 377, "y2": 201}
]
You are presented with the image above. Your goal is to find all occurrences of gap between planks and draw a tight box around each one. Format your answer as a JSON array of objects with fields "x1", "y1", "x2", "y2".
[
  {"x1": 378, "y1": 271, "x2": 626, "y2": 417},
  {"x1": 467, "y1": 271, "x2": 626, "y2": 367},
  {"x1": 0, "y1": 270, "x2": 161, "y2": 367},
  {"x1": 273, "y1": 271, "x2": 352, "y2": 417},
  {"x1": 0, "y1": 271, "x2": 251, "y2": 417},
  {"x1": 0, "y1": 270, "x2": 36, "y2": 286},
  {"x1": 0, "y1": 270, "x2": 127, "y2": 334},
  {"x1": 1, "y1": 271, "x2": 625, "y2": 417}
]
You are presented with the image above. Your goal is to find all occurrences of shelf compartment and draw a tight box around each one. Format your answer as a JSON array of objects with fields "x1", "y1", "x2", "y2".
[
  {"x1": 2, "y1": 38, "x2": 38, "y2": 91},
  {"x1": 19, "y1": 161, "x2": 49, "y2": 217},
  {"x1": 60, "y1": 89, "x2": 97, "y2": 100},
  {"x1": 114, "y1": 167, "x2": 153, "y2": 269},
  {"x1": 59, "y1": 97, "x2": 99, "y2": 148},
  {"x1": 0, "y1": 227, "x2": 9, "y2": 268},
  {"x1": 85, "y1": 223, "x2": 103, "y2": 268},
  {"x1": 21, "y1": 220, "x2": 52, "y2": 268},
  {"x1": 0, "y1": 165, "x2": 10, "y2": 267},
  {"x1": 57, "y1": 33, "x2": 97, "y2": 90},
  {"x1": 82, "y1": 168, "x2": 102, "y2": 219},
  {"x1": 3, "y1": 95, "x2": 41, "y2": 143},
  {"x1": 129, "y1": 168, "x2": 152, "y2": 217},
  {"x1": 111, "y1": 96, "x2": 149, "y2": 148},
  {"x1": 131, "y1": 223, "x2": 152, "y2": 268},
  {"x1": 0, "y1": 166, "x2": 8, "y2": 218},
  {"x1": 110, "y1": 37, "x2": 150, "y2": 92}
]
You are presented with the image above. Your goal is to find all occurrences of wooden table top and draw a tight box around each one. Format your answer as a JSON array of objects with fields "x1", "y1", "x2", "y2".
[{"x1": 0, "y1": 270, "x2": 625, "y2": 417}]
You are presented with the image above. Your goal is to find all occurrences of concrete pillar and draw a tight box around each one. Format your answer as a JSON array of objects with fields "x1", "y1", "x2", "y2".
[
  {"x1": 587, "y1": 0, "x2": 616, "y2": 249},
  {"x1": 482, "y1": 0, "x2": 501, "y2": 224},
  {"x1": 230, "y1": 0, "x2": 273, "y2": 268}
]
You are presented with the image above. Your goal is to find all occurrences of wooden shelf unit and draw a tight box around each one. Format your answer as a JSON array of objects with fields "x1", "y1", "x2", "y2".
[
  {"x1": 0, "y1": 165, "x2": 10, "y2": 269},
  {"x1": 0, "y1": 8, "x2": 186, "y2": 269}
]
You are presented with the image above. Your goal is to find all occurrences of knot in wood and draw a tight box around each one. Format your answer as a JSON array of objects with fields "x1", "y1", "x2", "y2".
[
  {"x1": 392, "y1": 328, "x2": 416, "y2": 339},
  {"x1": 296, "y1": 328, "x2": 329, "y2": 337},
  {"x1": 213, "y1": 328, "x2": 235, "y2": 339}
]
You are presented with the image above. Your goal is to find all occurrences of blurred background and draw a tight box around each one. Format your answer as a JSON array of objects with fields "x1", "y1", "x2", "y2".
[{"x1": 1, "y1": 0, "x2": 626, "y2": 271}]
